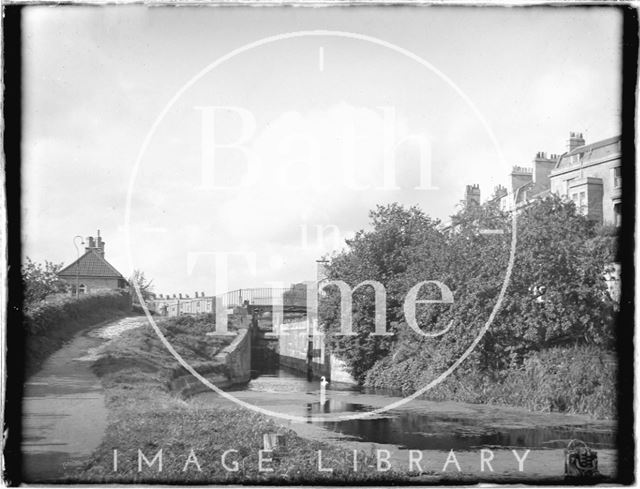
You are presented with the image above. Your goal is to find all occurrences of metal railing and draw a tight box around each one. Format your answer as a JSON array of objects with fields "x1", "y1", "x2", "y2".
[{"x1": 218, "y1": 287, "x2": 307, "y2": 308}]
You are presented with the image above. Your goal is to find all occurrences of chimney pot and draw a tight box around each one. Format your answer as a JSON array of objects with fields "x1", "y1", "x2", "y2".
[{"x1": 179, "y1": 293, "x2": 182, "y2": 299}]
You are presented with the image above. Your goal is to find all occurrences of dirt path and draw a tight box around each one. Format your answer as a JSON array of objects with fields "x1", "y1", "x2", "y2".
[{"x1": 21, "y1": 316, "x2": 146, "y2": 482}]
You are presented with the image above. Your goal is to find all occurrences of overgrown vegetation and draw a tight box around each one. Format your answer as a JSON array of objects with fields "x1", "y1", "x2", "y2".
[
  {"x1": 24, "y1": 289, "x2": 132, "y2": 376},
  {"x1": 365, "y1": 346, "x2": 616, "y2": 419},
  {"x1": 320, "y1": 197, "x2": 618, "y2": 419},
  {"x1": 22, "y1": 257, "x2": 69, "y2": 308}
]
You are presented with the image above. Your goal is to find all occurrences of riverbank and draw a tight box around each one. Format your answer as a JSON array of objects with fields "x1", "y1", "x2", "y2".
[
  {"x1": 363, "y1": 345, "x2": 617, "y2": 420},
  {"x1": 193, "y1": 372, "x2": 617, "y2": 482},
  {"x1": 67, "y1": 316, "x2": 617, "y2": 483},
  {"x1": 70, "y1": 317, "x2": 403, "y2": 483}
]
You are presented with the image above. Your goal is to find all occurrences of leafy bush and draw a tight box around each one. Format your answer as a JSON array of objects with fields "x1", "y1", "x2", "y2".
[
  {"x1": 22, "y1": 257, "x2": 69, "y2": 308},
  {"x1": 25, "y1": 289, "x2": 131, "y2": 376},
  {"x1": 365, "y1": 345, "x2": 616, "y2": 419}
]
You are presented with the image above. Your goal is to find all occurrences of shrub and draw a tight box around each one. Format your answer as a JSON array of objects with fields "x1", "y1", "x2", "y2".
[
  {"x1": 24, "y1": 289, "x2": 132, "y2": 376},
  {"x1": 364, "y1": 345, "x2": 616, "y2": 419}
]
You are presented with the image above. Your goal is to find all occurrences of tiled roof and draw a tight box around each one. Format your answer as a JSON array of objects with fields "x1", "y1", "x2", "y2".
[{"x1": 58, "y1": 250, "x2": 125, "y2": 279}]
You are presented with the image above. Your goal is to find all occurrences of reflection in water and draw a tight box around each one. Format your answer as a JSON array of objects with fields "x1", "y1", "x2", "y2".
[
  {"x1": 247, "y1": 367, "x2": 319, "y2": 394},
  {"x1": 231, "y1": 368, "x2": 615, "y2": 450},
  {"x1": 319, "y1": 413, "x2": 615, "y2": 450}
]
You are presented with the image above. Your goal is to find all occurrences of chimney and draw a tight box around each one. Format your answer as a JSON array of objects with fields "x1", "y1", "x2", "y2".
[
  {"x1": 532, "y1": 152, "x2": 557, "y2": 192},
  {"x1": 493, "y1": 184, "x2": 508, "y2": 199},
  {"x1": 201, "y1": 291, "x2": 205, "y2": 298},
  {"x1": 464, "y1": 184, "x2": 481, "y2": 207},
  {"x1": 95, "y1": 229, "x2": 105, "y2": 257},
  {"x1": 173, "y1": 294, "x2": 177, "y2": 299},
  {"x1": 567, "y1": 132, "x2": 585, "y2": 153},
  {"x1": 179, "y1": 293, "x2": 183, "y2": 299},
  {"x1": 510, "y1": 165, "x2": 533, "y2": 193},
  {"x1": 85, "y1": 236, "x2": 95, "y2": 253},
  {"x1": 159, "y1": 294, "x2": 164, "y2": 299},
  {"x1": 195, "y1": 292, "x2": 199, "y2": 298}
]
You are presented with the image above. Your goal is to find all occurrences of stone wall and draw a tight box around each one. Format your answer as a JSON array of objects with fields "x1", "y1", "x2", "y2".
[
  {"x1": 277, "y1": 319, "x2": 356, "y2": 385},
  {"x1": 171, "y1": 328, "x2": 252, "y2": 397}
]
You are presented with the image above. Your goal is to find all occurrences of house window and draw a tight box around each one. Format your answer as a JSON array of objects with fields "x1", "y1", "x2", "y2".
[
  {"x1": 78, "y1": 284, "x2": 87, "y2": 295},
  {"x1": 613, "y1": 167, "x2": 622, "y2": 188}
]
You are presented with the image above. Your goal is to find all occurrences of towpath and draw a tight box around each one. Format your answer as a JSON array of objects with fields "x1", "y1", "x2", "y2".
[{"x1": 21, "y1": 316, "x2": 146, "y2": 482}]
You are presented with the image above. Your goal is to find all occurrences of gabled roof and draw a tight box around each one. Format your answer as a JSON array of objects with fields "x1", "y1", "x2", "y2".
[{"x1": 58, "y1": 250, "x2": 125, "y2": 279}]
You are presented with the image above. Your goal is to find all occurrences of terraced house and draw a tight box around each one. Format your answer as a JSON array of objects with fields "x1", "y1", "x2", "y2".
[{"x1": 549, "y1": 132, "x2": 622, "y2": 227}]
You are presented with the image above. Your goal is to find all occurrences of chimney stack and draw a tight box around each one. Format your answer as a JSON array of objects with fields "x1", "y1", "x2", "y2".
[
  {"x1": 95, "y1": 229, "x2": 105, "y2": 257},
  {"x1": 510, "y1": 165, "x2": 533, "y2": 193},
  {"x1": 85, "y1": 236, "x2": 95, "y2": 253},
  {"x1": 464, "y1": 184, "x2": 481, "y2": 207},
  {"x1": 201, "y1": 291, "x2": 205, "y2": 298},
  {"x1": 532, "y1": 151, "x2": 557, "y2": 191},
  {"x1": 83, "y1": 231, "x2": 105, "y2": 257},
  {"x1": 567, "y1": 132, "x2": 585, "y2": 153},
  {"x1": 493, "y1": 184, "x2": 508, "y2": 199}
]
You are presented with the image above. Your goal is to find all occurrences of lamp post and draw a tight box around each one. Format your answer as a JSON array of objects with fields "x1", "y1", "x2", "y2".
[{"x1": 73, "y1": 235, "x2": 84, "y2": 298}]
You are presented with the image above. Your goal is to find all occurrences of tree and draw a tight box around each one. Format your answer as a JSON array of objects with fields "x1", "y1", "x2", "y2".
[
  {"x1": 320, "y1": 197, "x2": 617, "y2": 385},
  {"x1": 319, "y1": 203, "x2": 446, "y2": 382},
  {"x1": 129, "y1": 269, "x2": 154, "y2": 302},
  {"x1": 22, "y1": 258, "x2": 68, "y2": 307}
]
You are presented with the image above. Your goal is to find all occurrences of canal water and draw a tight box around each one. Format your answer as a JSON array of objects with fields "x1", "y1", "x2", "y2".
[{"x1": 201, "y1": 366, "x2": 616, "y2": 451}]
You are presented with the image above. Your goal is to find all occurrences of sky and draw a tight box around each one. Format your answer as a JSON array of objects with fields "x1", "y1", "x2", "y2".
[{"x1": 22, "y1": 6, "x2": 622, "y2": 296}]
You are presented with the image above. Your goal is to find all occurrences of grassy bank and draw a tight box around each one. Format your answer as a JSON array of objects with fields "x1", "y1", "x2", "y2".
[
  {"x1": 25, "y1": 290, "x2": 131, "y2": 377},
  {"x1": 364, "y1": 346, "x2": 616, "y2": 420},
  {"x1": 72, "y1": 315, "x2": 405, "y2": 483},
  {"x1": 91, "y1": 313, "x2": 234, "y2": 389}
]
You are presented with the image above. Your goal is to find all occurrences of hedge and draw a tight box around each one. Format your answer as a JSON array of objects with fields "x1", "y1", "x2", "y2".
[{"x1": 25, "y1": 289, "x2": 132, "y2": 376}]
